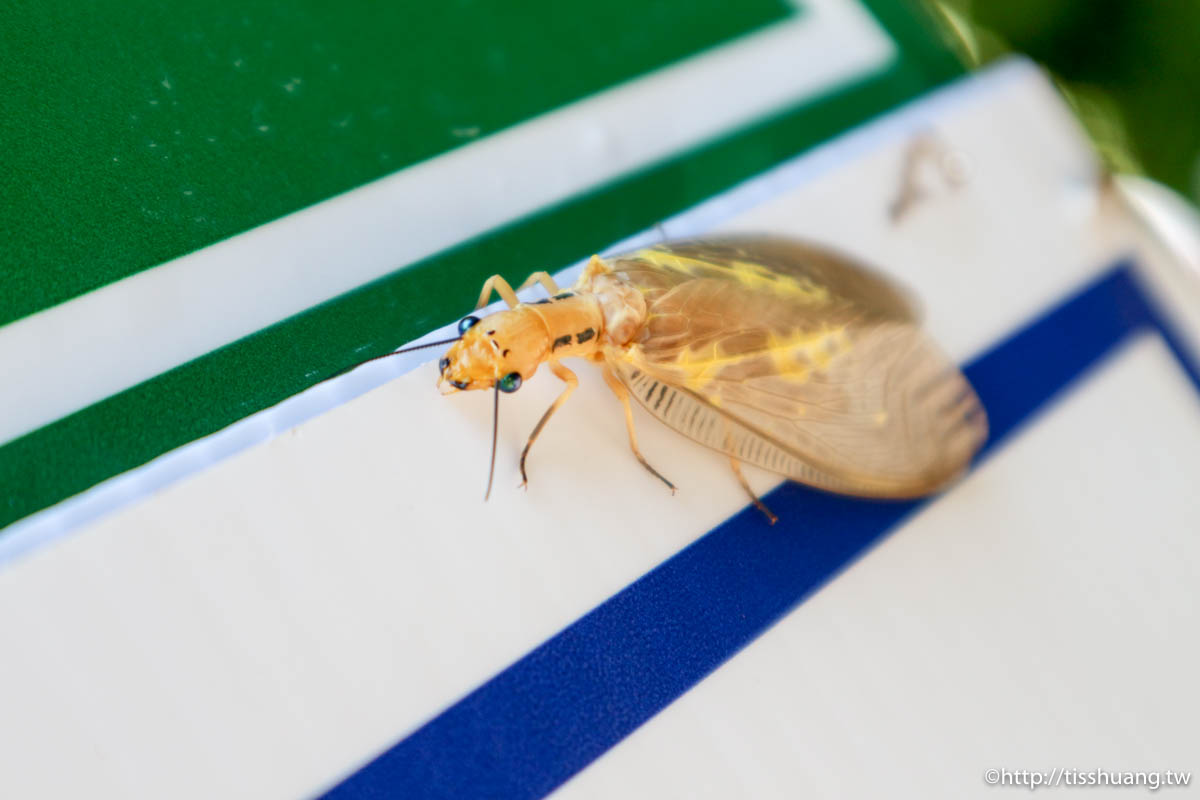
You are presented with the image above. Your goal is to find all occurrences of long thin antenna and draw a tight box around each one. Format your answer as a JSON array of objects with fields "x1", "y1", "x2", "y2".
[
  {"x1": 485, "y1": 386, "x2": 499, "y2": 501},
  {"x1": 325, "y1": 336, "x2": 460, "y2": 381}
]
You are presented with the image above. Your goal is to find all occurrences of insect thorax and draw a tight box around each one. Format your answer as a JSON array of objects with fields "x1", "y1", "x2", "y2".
[
  {"x1": 522, "y1": 291, "x2": 606, "y2": 359},
  {"x1": 581, "y1": 270, "x2": 647, "y2": 347}
]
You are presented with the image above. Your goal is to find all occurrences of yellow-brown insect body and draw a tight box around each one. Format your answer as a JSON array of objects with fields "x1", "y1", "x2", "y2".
[{"x1": 438, "y1": 237, "x2": 986, "y2": 508}]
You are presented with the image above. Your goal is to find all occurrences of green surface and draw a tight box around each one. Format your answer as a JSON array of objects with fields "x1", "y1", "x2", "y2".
[
  {"x1": 929, "y1": 0, "x2": 1200, "y2": 202},
  {"x1": 0, "y1": 0, "x2": 963, "y2": 530},
  {"x1": 0, "y1": 0, "x2": 785, "y2": 327}
]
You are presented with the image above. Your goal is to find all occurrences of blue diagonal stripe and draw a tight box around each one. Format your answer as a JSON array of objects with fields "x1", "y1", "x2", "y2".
[{"x1": 323, "y1": 263, "x2": 1191, "y2": 800}]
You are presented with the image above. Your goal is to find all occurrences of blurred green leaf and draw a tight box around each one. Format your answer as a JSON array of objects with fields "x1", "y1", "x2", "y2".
[{"x1": 927, "y1": 0, "x2": 1200, "y2": 202}]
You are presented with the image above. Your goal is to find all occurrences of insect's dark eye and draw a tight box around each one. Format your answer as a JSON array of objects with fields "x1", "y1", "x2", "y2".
[
  {"x1": 497, "y1": 372, "x2": 522, "y2": 393},
  {"x1": 458, "y1": 316, "x2": 481, "y2": 335},
  {"x1": 438, "y1": 357, "x2": 450, "y2": 373}
]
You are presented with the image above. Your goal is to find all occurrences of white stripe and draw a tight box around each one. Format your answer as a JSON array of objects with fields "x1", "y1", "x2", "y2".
[
  {"x1": 0, "y1": 0, "x2": 893, "y2": 447},
  {"x1": 0, "y1": 59, "x2": 1073, "y2": 563}
]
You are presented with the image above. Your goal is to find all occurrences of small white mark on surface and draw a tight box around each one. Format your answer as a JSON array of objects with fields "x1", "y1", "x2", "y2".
[
  {"x1": 148, "y1": 141, "x2": 158, "y2": 148},
  {"x1": 256, "y1": 124, "x2": 271, "y2": 133},
  {"x1": 183, "y1": 189, "x2": 194, "y2": 196},
  {"x1": 282, "y1": 77, "x2": 303, "y2": 93},
  {"x1": 161, "y1": 76, "x2": 172, "y2": 90},
  {"x1": 452, "y1": 126, "x2": 481, "y2": 138},
  {"x1": 148, "y1": 99, "x2": 159, "y2": 106},
  {"x1": 233, "y1": 58, "x2": 245, "y2": 68},
  {"x1": 206, "y1": 136, "x2": 217, "y2": 143},
  {"x1": 333, "y1": 114, "x2": 353, "y2": 128}
]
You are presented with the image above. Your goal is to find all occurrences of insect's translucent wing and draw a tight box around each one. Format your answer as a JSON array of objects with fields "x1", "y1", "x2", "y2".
[
  {"x1": 611, "y1": 237, "x2": 918, "y2": 323},
  {"x1": 609, "y1": 360, "x2": 876, "y2": 495},
  {"x1": 606, "y1": 237, "x2": 987, "y2": 497}
]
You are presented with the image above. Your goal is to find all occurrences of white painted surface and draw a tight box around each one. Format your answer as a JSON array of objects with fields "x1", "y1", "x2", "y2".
[
  {"x1": 0, "y1": 0, "x2": 892, "y2": 448},
  {"x1": 553, "y1": 335, "x2": 1200, "y2": 800},
  {"x1": 1, "y1": 63, "x2": 1197, "y2": 800}
]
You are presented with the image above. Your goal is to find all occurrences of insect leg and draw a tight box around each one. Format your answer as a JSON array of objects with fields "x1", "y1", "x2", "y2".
[
  {"x1": 729, "y1": 457, "x2": 778, "y2": 525},
  {"x1": 519, "y1": 361, "x2": 578, "y2": 488},
  {"x1": 601, "y1": 367, "x2": 677, "y2": 493},
  {"x1": 474, "y1": 275, "x2": 522, "y2": 310},
  {"x1": 580, "y1": 254, "x2": 610, "y2": 282},
  {"x1": 516, "y1": 271, "x2": 562, "y2": 297}
]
